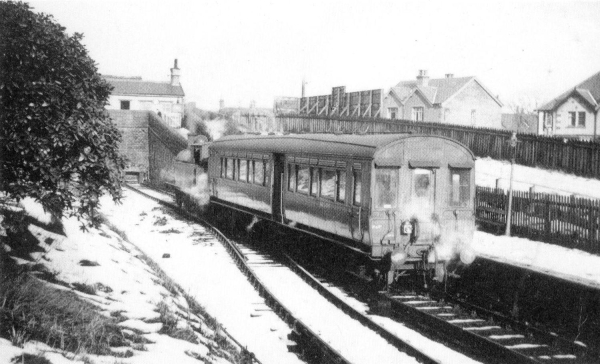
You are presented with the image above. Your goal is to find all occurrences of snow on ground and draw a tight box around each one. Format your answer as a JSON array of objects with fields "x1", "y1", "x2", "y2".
[
  {"x1": 100, "y1": 190, "x2": 304, "y2": 364},
  {"x1": 244, "y1": 247, "x2": 419, "y2": 364},
  {"x1": 476, "y1": 157, "x2": 600, "y2": 198},
  {"x1": 1, "y1": 199, "x2": 240, "y2": 364},
  {"x1": 475, "y1": 157, "x2": 600, "y2": 288},
  {"x1": 472, "y1": 231, "x2": 600, "y2": 289}
]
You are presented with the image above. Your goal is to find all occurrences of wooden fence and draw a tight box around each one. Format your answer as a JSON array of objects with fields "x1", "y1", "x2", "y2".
[
  {"x1": 277, "y1": 114, "x2": 600, "y2": 179},
  {"x1": 476, "y1": 186, "x2": 600, "y2": 254}
]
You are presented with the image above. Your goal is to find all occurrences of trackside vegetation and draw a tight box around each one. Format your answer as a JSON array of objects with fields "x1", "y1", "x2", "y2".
[{"x1": 0, "y1": 0, "x2": 126, "y2": 228}]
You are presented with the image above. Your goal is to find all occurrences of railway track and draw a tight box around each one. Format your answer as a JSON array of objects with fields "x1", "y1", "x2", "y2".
[
  {"x1": 125, "y1": 184, "x2": 428, "y2": 364},
  {"x1": 127, "y1": 184, "x2": 595, "y2": 363}
]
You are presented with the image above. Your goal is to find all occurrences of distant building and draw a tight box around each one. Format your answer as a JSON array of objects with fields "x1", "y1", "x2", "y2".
[
  {"x1": 104, "y1": 59, "x2": 185, "y2": 128},
  {"x1": 501, "y1": 113, "x2": 538, "y2": 134},
  {"x1": 537, "y1": 70, "x2": 600, "y2": 140},
  {"x1": 383, "y1": 70, "x2": 503, "y2": 128}
]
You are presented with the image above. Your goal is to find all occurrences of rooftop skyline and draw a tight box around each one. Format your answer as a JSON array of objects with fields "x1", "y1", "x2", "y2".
[{"x1": 28, "y1": 0, "x2": 600, "y2": 111}]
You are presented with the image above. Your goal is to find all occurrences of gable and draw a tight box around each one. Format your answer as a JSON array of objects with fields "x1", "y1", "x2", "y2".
[{"x1": 441, "y1": 78, "x2": 502, "y2": 107}]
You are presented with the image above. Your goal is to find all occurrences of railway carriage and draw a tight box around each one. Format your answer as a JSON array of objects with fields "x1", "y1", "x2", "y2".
[{"x1": 203, "y1": 133, "x2": 475, "y2": 283}]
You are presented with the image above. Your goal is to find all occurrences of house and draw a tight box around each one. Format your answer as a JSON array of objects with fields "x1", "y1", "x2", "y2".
[
  {"x1": 383, "y1": 70, "x2": 503, "y2": 128},
  {"x1": 104, "y1": 59, "x2": 185, "y2": 128},
  {"x1": 537, "y1": 70, "x2": 600, "y2": 140}
]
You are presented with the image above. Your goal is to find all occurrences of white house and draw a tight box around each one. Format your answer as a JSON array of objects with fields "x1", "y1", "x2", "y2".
[
  {"x1": 105, "y1": 59, "x2": 185, "y2": 128},
  {"x1": 382, "y1": 70, "x2": 503, "y2": 128},
  {"x1": 537, "y1": 70, "x2": 600, "y2": 140}
]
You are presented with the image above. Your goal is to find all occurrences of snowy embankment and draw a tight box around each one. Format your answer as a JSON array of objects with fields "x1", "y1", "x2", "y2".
[
  {"x1": 1, "y1": 198, "x2": 243, "y2": 364},
  {"x1": 475, "y1": 157, "x2": 600, "y2": 288},
  {"x1": 100, "y1": 190, "x2": 304, "y2": 364}
]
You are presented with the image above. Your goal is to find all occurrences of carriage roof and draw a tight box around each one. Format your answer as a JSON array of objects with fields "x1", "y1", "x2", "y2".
[{"x1": 210, "y1": 133, "x2": 474, "y2": 162}]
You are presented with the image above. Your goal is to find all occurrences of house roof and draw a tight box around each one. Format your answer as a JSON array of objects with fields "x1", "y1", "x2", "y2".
[
  {"x1": 104, "y1": 76, "x2": 185, "y2": 97},
  {"x1": 538, "y1": 70, "x2": 600, "y2": 111},
  {"x1": 388, "y1": 76, "x2": 501, "y2": 107}
]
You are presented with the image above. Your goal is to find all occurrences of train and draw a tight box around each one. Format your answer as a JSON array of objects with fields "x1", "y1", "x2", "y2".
[{"x1": 167, "y1": 133, "x2": 476, "y2": 285}]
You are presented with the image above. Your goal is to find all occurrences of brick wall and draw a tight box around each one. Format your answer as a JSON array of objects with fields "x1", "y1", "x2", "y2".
[
  {"x1": 108, "y1": 110, "x2": 149, "y2": 177},
  {"x1": 108, "y1": 110, "x2": 187, "y2": 185}
]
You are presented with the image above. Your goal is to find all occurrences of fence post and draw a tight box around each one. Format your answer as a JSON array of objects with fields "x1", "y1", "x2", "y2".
[{"x1": 545, "y1": 194, "x2": 552, "y2": 239}]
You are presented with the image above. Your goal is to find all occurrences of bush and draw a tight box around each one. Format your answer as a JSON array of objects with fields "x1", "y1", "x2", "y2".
[{"x1": 0, "y1": 1, "x2": 126, "y2": 228}]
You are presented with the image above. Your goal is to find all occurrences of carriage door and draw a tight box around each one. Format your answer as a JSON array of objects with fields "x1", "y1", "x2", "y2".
[
  {"x1": 271, "y1": 153, "x2": 286, "y2": 222},
  {"x1": 412, "y1": 168, "x2": 436, "y2": 219}
]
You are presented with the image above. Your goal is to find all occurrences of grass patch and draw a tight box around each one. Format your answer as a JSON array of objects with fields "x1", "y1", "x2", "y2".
[
  {"x1": 160, "y1": 228, "x2": 181, "y2": 234},
  {"x1": 72, "y1": 282, "x2": 97, "y2": 295},
  {"x1": 0, "y1": 262, "x2": 126, "y2": 355},
  {"x1": 79, "y1": 259, "x2": 100, "y2": 267},
  {"x1": 10, "y1": 353, "x2": 52, "y2": 364}
]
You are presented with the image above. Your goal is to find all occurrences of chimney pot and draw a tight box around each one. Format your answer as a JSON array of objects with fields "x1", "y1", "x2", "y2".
[
  {"x1": 445, "y1": 73, "x2": 454, "y2": 79},
  {"x1": 416, "y1": 69, "x2": 429, "y2": 86},
  {"x1": 170, "y1": 59, "x2": 181, "y2": 86}
]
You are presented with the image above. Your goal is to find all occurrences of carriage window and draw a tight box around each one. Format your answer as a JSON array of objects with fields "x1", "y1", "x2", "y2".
[
  {"x1": 353, "y1": 170, "x2": 362, "y2": 206},
  {"x1": 297, "y1": 166, "x2": 310, "y2": 194},
  {"x1": 310, "y1": 168, "x2": 319, "y2": 197},
  {"x1": 450, "y1": 169, "x2": 470, "y2": 206},
  {"x1": 226, "y1": 158, "x2": 234, "y2": 179},
  {"x1": 375, "y1": 168, "x2": 398, "y2": 208},
  {"x1": 413, "y1": 169, "x2": 433, "y2": 198},
  {"x1": 264, "y1": 161, "x2": 270, "y2": 186},
  {"x1": 248, "y1": 160, "x2": 255, "y2": 183},
  {"x1": 288, "y1": 164, "x2": 296, "y2": 191},
  {"x1": 321, "y1": 169, "x2": 336, "y2": 200},
  {"x1": 220, "y1": 158, "x2": 225, "y2": 178},
  {"x1": 239, "y1": 160, "x2": 248, "y2": 182},
  {"x1": 337, "y1": 170, "x2": 346, "y2": 202},
  {"x1": 254, "y1": 160, "x2": 264, "y2": 185}
]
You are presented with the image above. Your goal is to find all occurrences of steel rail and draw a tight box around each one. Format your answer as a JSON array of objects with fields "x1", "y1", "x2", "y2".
[{"x1": 125, "y1": 184, "x2": 352, "y2": 364}]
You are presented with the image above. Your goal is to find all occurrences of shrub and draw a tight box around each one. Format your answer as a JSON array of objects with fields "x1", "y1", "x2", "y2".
[{"x1": 0, "y1": 1, "x2": 126, "y2": 229}]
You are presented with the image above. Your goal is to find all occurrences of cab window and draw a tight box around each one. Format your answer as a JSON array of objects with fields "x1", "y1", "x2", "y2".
[
  {"x1": 413, "y1": 169, "x2": 433, "y2": 197},
  {"x1": 375, "y1": 168, "x2": 398, "y2": 208},
  {"x1": 449, "y1": 169, "x2": 470, "y2": 206}
]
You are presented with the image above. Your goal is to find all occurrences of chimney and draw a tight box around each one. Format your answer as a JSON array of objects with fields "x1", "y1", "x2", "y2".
[
  {"x1": 416, "y1": 69, "x2": 429, "y2": 86},
  {"x1": 249, "y1": 100, "x2": 256, "y2": 109},
  {"x1": 219, "y1": 98, "x2": 224, "y2": 110},
  {"x1": 445, "y1": 73, "x2": 454, "y2": 79},
  {"x1": 170, "y1": 59, "x2": 181, "y2": 86}
]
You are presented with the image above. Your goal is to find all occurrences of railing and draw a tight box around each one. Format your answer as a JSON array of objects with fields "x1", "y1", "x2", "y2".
[
  {"x1": 476, "y1": 186, "x2": 600, "y2": 254},
  {"x1": 277, "y1": 114, "x2": 600, "y2": 179}
]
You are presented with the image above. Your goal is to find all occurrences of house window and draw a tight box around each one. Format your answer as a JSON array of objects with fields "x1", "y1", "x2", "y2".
[
  {"x1": 471, "y1": 109, "x2": 476, "y2": 126},
  {"x1": 411, "y1": 107, "x2": 423, "y2": 122},
  {"x1": 569, "y1": 111, "x2": 577, "y2": 126},
  {"x1": 389, "y1": 107, "x2": 398, "y2": 119},
  {"x1": 120, "y1": 100, "x2": 130, "y2": 110},
  {"x1": 578, "y1": 112, "x2": 586, "y2": 127}
]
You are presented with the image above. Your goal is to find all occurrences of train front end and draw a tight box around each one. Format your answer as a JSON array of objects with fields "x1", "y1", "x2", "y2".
[{"x1": 368, "y1": 136, "x2": 476, "y2": 282}]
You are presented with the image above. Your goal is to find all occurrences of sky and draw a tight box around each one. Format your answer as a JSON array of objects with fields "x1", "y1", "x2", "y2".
[{"x1": 26, "y1": 0, "x2": 600, "y2": 111}]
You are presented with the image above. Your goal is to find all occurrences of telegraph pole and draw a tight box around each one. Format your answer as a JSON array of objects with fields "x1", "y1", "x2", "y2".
[{"x1": 505, "y1": 132, "x2": 518, "y2": 236}]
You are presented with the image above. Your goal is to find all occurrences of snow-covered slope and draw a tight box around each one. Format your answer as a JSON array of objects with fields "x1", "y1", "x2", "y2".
[{"x1": 0, "y1": 199, "x2": 243, "y2": 364}]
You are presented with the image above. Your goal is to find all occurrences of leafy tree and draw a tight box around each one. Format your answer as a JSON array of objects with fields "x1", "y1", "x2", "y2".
[{"x1": 0, "y1": 1, "x2": 126, "y2": 227}]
